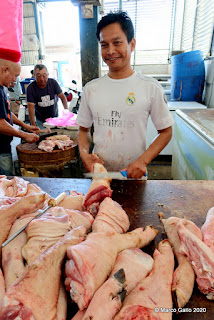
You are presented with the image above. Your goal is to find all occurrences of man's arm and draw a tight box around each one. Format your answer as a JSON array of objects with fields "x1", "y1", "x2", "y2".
[
  {"x1": 27, "y1": 102, "x2": 36, "y2": 126},
  {"x1": 126, "y1": 126, "x2": 172, "y2": 179},
  {"x1": 77, "y1": 126, "x2": 103, "y2": 172},
  {"x1": 58, "y1": 92, "x2": 68, "y2": 109},
  {"x1": 11, "y1": 113, "x2": 39, "y2": 133},
  {"x1": 0, "y1": 116, "x2": 39, "y2": 143}
]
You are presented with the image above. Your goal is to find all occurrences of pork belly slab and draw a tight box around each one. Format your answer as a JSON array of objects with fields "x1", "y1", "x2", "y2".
[
  {"x1": 21, "y1": 206, "x2": 93, "y2": 320},
  {"x1": 5, "y1": 176, "x2": 29, "y2": 197},
  {"x1": 0, "y1": 227, "x2": 86, "y2": 320},
  {"x1": 114, "y1": 240, "x2": 174, "y2": 320},
  {"x1": 65, "y1": 226, "x2": 158, "y2": 310},
  {"x1": 92, "y1": 197, "x2": 130, "y2": 233},
  {"x1": 0, "y1": 176, "x2": 13, "y2": 197},
  {"x1": 161, "y1": 216, "x2": 202, "y2": 308},
  {"x1": 0, "y1": 192, "x2": 46, "y2": 257},
  {"x1": 83, "y1": 163, "x2": 113, "y2": 215},
  {"x1": 58, "y1": 191, "x2": 85, "y2": 211},
  {"x1": 178, "y1": 221, "x2": 214, "y2": 300},
  {"x1": 2, "y1": 213, "x2": 38, "y2": 290},
  {"x1": 22, "y1": 206, "x2": 93, "y2": 265},
  {"x1": 22, "y1": 209, "x2": 71, "y2": 265},
  {"x1": 201, "y1": 207, "x2": 214, "y2": 252}
]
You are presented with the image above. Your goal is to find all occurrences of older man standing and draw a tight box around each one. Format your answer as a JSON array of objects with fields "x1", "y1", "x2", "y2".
[
  {"x1": 27, "y1": 64, "x2": 68, "y2": 129},
  {"x1": 0, "y1": 59, "x2": 39, "y2": 175}
]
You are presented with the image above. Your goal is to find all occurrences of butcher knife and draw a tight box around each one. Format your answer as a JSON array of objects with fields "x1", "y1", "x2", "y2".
[
  {"x1": 84, "y1": 170, "x2": 147, "y2": 180},
  {"x1": 1, "y1": 192, "x2": 67, "y2": 248},
  {"x1": 36, "y1": 131, "x2": 58, "y2": 144}
]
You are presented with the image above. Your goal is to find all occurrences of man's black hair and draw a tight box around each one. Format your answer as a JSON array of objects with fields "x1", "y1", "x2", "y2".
[
  {"x1": 34, "y1": 64, "x2": 48, "y2": 73},
  {"x1": 96, "y1": 11, "x2": 134, "y2": 43}
]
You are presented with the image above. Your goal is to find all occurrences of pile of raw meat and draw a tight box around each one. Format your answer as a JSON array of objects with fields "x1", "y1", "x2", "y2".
[
  {"x1": 38, "y1": 135, "x2": 76, "y2": 153},
  {"x1": 0, "y1": 164, "x2": 213, "y2": 320}
]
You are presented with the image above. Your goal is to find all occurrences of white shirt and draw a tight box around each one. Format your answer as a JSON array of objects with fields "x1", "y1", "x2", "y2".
[{"x1": 76, "y1": 71, "x2": 174, "y2": 171}]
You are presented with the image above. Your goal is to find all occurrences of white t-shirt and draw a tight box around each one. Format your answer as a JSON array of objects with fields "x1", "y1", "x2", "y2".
[{"x1": 76, "y1": 71, "x2": 174, "y2": 171}]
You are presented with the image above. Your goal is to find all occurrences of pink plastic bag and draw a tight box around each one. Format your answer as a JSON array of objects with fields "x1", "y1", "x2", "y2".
[
  {"x1": 0, "y1": 0, "x2": 23, "y2": 62},
  {"x1": 46, "y1": 109, "x2": 78, "y2": 127}
]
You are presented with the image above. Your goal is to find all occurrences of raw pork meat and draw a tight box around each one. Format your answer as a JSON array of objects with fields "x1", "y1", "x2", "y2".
[
  {"x1": 178, "y1": 221, "x2": 214, "y2": 300},
  {"x1": 22, "y1": 206, "x2": 94, "y2": 265},
  {"x1": 5, "y1": 176, "x2": 29, "y2": 197},
  {"x1": 38, "y1": 139, "x2": 55, "y2": 152},
  {"x1": 201, "y1": 207, "x2": 214, "y2": 251},
  {"x1": 161, "y1": 216, "x2": 202, "y2": 308},
  {"x1": 22, "y1": 208, "x2": 71, "y2": 265},
  {"x1": 114, "y1": 240, "x2": 174, "y2": 320},
  {"x1": 26, "y1": 183, "x2": 46, "y2": 196},
  {"x1": 65, "y1": 226, "x2": 158, "y2": 310},
  {"x1": 0, "y1": 269, "x2": 5, "y2": 313},
  {"x1": 80, "y1": 269, "x2": 126, "y2": 320},
  {"x1": 58, "y1": 191, "x2": 84, "y2": 211},
  {"x1": 83, "y1": 164, "x2": 113, "y2": 215},
  {"x1": 92, "y1": 197, "x2": 130, "y2": 233},
  {"x1": 2, "y1": 213, "x2": 38, "y2": 290},
  {"x1": 0, "y1": 197, "x2": 18, "y2": 208},
  {"x1": 22, "y1": 207, "x2": 86, "y2": 320},
  {"x1": 110, "y1": 248, "x2": 154, "y2": 294},
  {"x1": 47, "y1": 135, "x2": 70, "y2": 141},
  {"x1": 0, "y1": 177, "x2": 13, "y2": 197},
  {"x1": 1, "y1": 226, "x2": 86, "y2": 320},
  {"x1": 0, "y1": 192, "x2": 46, "y2": 256},
  {"x1": 54, "y1": 139, "x2": 74, "y2": 150},
  {"x1": 66, "y1": 208, "x2": 94, "y2": 232}
]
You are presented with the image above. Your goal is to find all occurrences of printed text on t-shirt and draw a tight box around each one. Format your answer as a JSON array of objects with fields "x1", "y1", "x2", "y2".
[
  {"x1": 38, "y1": 95, "x2": 54, "y2": 107},
  {"x1": 97, "y1": 110, "x2": 135, "y2": 128}
]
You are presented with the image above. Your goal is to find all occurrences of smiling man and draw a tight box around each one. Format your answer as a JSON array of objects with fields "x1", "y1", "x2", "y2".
[
  {"x1": 27, "y1": 64, "x2": 68, "y2": 129},
  {"x1": 76, "y1": 11, "x2": 174, "y2": 179}
]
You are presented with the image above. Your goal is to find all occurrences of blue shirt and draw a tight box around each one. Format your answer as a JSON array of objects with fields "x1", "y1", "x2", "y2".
[
  {"x1": 26, "y1": 78, "x2": 62, "y2": 122},
  {"x1": 0, "y1": 85, "x2": 13, "y2": 153}
]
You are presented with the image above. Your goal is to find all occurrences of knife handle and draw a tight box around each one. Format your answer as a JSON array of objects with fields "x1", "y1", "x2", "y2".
[
  {"x1": 120, "y1": 170, "x2": 128, "y2": 178},
  {"x1": 48, "y1": 192, "x2": 67, "y2": 207},
  {"x1": 120, "y1": 170, "x2": 148, "y2": 179}
]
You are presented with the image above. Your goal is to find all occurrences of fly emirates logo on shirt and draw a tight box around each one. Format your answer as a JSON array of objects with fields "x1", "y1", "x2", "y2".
[
  {"x1": 38, "y1": 95, "x2": 54, "y2": 107},
  {"x1": 97, "y1": 110, "x2": 135, "y2": 129}
]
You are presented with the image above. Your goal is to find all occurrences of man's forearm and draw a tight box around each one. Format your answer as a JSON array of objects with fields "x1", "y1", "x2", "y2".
[
  {"x1": 28, "y1": 104, "x2": 36, "y2": 125},
  {"x1": 0, "y1": 118, "x2": 26, "y2": 139},
  {"x1": 77, "y1": 127, "x2": 91, "y2": 157},
  {"x1": 62, "y1": 98, "x2": 68, "y2": 109},
  {"x1": 59, "y1": 92, "x2": 68, "y2": 109},
  {"x1": 140, "y1": 126, "x2": 172, "y2": 165}
]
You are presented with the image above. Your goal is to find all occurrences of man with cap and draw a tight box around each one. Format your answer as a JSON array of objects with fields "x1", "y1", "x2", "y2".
[
  {"x1": 0, "y1": 1, "x2": 39, "y2": 176},
  {"x1": 0, "y1": 59, "x2": 39, "y2": 176}
]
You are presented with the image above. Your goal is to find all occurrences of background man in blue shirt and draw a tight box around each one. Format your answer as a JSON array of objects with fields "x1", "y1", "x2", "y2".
[{"x1": 27, "y1": 64, "x2": 68, "y2": 129}]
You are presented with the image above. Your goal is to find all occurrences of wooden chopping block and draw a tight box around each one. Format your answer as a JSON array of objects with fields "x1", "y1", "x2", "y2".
[{"x1": 16, "y1": 142, "x2": 78, "y2": 178}]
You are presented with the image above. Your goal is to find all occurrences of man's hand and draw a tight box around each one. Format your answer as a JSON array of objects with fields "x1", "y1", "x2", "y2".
[
  {"x1": 125, "y1": 158, "x2": 147, "y2": 179},
  {"x1": 22, "y1": 132, "x2": 39, "y2": 143},
  {"x1": 81, "y1": 153, "x2": 104, "y2": 172},
  {"x1": 23, "y1": 123, "x2": 40, "y2": 133}
]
